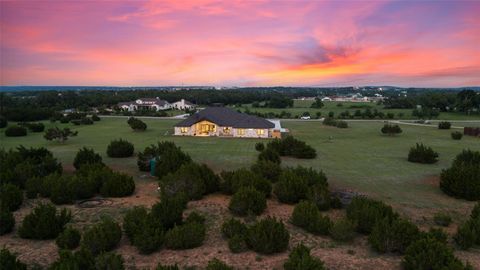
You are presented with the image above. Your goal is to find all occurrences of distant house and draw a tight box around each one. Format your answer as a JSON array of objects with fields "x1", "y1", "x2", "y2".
[
  {"x1": 172, "y1": 99, "x2": 196, "y2": 110},
  {"x1": 118, "y1": 98, "x2": 171, "y2": 111},
  {"x1": 174, "y1": 107, "x2": 280, "y2": 138}
]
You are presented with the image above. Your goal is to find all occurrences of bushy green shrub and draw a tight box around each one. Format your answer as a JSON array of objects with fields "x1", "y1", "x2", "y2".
[
  {"x1": 99, "y1": 172, "x2": 135, "y2": 197},
  {"x1": 255, "y1": 142, "x2": 265, "y2": 152},
  {"x1": 329, "y1": 218, "x2": 356, "y2": 242},
  {"x1": 95, "y1": 252, "x2": 125, "y2": 270},
  {"x1": 49, "y1": 249, "x2": 95, "y2": 270},
  {"x1": 0, "y1": 208, "x2": 15, "y2": 235},
  {"x1": 5, "y1": 126, "x2": 27, "y2": 137},
  {"x1": 306, "y1": 184, "x2": 331, "y2": 211},
  {"x1": 25, "y1": 177, "x2": 43, "y2": 199},
  {"x1": 137, "y1": 141, "x2": 179, "y2": 171},
  {"x1": 284, "y1": 244, "x2": 326, "y2": 270},
  {"x1": 274, "y1": 170, "x2": 309, "y2": 204},
  {"x1": 336, "y1": 121, "x2": 348, "y2": 128},
  {"x1": 454, "y1": 216, "x2": 480, "y2": 250},
  {"x1": 229, "y1": 187, "x2": 266, "y2": 216},
  {"x1": 346, "y1": 196, "x2": 398, "y2": 234},
  {"x1": 0, "y1": 248, "x2": 27, "y2": 270},
  {"x1": 185, "y1": 211, "x2": 206, "y2": 225},
  {"x1": 91, "y1": 114, "x2": 100, "y2": 121},
  {"x1": 56, "y1": 226, "x2": 81, "y2": 249},
  {"x1": 123, "y1": 206, "x2": 149, "y2": 240},
  {"x1": 403, "y1": 238, "x2": 469, "y2": 270},
  {"x1": 128, "y1": 117, "x2": 147, "y2": 131},
  {"x1": 107, "y1": 139, "x2": 134, "y2": 158},
  {"x1": 451, "y1": 131, "x2": 463, "y2": 140},
  {"x1": 154, "y1": 147, "x2": 192, "y2": 178},
  {"x1": 440, "y1": 149, "x2": 480, "y2": 200},
  {"x1": 206, "y1": 258, "x2": 234, "y2": 270},
  {"x1": 258, "y1": 148, "x2": 281, "y2": 164},
  {"x1": 220, "y1": 168, "x2": 271, "y2": 197},
  {"x1": 47, "y1": 175, "x2": 76, "y2": 205},
  {"x1": 291, "y1": 201, "x2": 331, "y2": 235},
  {"x1": 18, "y1": 203, "x2": 71, "y2": 239},
  {"x1": 408, "y1": 143, "x2": 439, "y2": 164},
  {"x1": 164, "y1": 221, "x2": 206, "y2": 249},
  {"x1": 424, "y1": 227, "x2": 448, "y2": 244},
  {"x1": 251, "y1": 160, "x2": 282, "y2": 183},
  {"x1": 81, "y1": 117, "x2": 94, "y2": 125},
  {"x1": 0, "y1": 183, "x2": 23, "y2": 211},
  {"x1": 322, "y1": 117, "x2": 337, "y2": 126},
  {"x1": 70, "y1": 174, "x2": 98, "y2": 200},
  {"x1": 438, "y1": 121, "x2": 451, "y2": 129},
  {"x1": 270, "y1": 135, "x2": 317, "y2": 159},
  {"x1": 160, "y1": 162, "x2": 219, "y2": 201},
  {"x1": 221, "y1": 218, "x2": 248, "y2": 239},
  {"x1": 288, "y1": 166, "x2": 328, "y2": 187},
  {"x1": 81, "y1": 217, "x2": 122, "y2": 256},
  {"x1": 246, "y1": 217, "x2": 290, "y2": 254},
  {"x1": 73, "y1": 147, "x2": 103, "y2": 170},
  {"x1": 228, "y1": 234, "x2": 248, "y2": 253},
  {"x1": 123, "y1": 206, "x2": 165, "y2": 254},
  {"x1": 368, "y1": 217, "x2": 420, "y2": 254},
  {"x1": 433, "y1": 212, "x2": 452, "y2": 227},
  {"x1": 381, "y1": 124, "x2": 402, "y2": 136},
  {"x1": 151, "y1": 194, "x2": 188, "y2": 230}
]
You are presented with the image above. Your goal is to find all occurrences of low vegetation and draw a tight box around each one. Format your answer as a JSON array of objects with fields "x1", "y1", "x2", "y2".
[
  {"x1": 381, "y1": 123, "x2": 402, "y2": 136},
  {"x1": 128, "y1": 117, "x2": 147, "y2": 131},
  {"x1": 228, "y1": 187, "x2": 266, "y2": 216},
  {"x1": 4, "y1": 125, "x2": 27, "y2": 137},
  {"x1": 407, "y1": 143, "x2": 439, "y2": 164},
  {"x1": 451, "y1": 131, "x2": 463, "y2": 140},
  {"x1": 290, "y1": 201, "x2": 332, "y2": 235},
  {"x1": 440, "y1": 149, "x2": 480, "y2": 200},
  {"x1": 18, "y1": 203, "x2": 71, "y2": 240},
  {"x1": 266, "y1": 135, "x2": 316, "y2": 159},
  {"x1": 106, "y1": 139, "x2": 134, "y2": 158},
  {"x1": 284, "y1": 244, "x2": 326, "y2": 270},
  {"x1": 44, "y1": 127, "x2": 78, "y2": 143},
  {"x1": 73, "y1": 147, "x2": 103, "y2": 170},
  {"x1": 438, "y1": 121, "x2": 452, "y2": 129}
]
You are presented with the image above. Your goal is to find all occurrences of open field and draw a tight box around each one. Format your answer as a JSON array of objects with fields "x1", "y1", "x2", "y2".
[
  {"x1": 233, "y1": 100, "x2": 480, "y2": 121},
  {"x1": 1, "y1": 117, "x2": 479, "y2": 269}
]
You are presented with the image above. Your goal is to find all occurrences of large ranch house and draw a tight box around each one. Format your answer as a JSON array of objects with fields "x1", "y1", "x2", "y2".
[
  {"x1": 118, "y1": 98, "x2": 196, "y2": 111},
  {"x1": 174, "y1": 107, "x2": 281, "y2": 138}
]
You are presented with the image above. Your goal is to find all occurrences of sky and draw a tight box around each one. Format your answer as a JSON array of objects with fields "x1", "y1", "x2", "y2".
[{"x1": 1, "y1": 0, "x2": 479, "y2": 87}]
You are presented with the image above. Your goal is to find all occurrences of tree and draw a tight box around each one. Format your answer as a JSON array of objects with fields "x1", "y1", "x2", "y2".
[
  {"x1": 128, "y1": 117, "x2": 147, "y2": 131},
  {"x1": 310, "y1": 98, "x2": 324, "y2": 109},
  {"x1": 73, "y1": 147, "x2": 103, "y2": 170},
  {"x1": 43, "y1": 127, "x2": 78, "y2": 143}
]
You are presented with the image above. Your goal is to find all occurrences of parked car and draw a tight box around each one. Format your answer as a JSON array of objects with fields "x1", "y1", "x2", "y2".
[{"x1": 300, "y1": 116, "x2": 311, "y2": 120}]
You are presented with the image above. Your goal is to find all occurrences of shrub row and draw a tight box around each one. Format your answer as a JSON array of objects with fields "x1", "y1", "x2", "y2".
[
  {"x1": 221, "y1": 217, "x2": 290, "y2": 254},
  {"x1": 322, "y1": 117, "x2": 348, "y2": 128}
]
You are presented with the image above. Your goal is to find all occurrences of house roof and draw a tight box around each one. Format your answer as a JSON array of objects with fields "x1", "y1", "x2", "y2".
[{"x1": 175, "y1": 107, "x2": 275, "y2": 128}]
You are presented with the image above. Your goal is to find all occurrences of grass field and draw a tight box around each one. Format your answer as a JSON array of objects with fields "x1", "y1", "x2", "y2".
[
  {"x1": 1, "y1": 117, "x2": 478, "y2": 213},
  {"x1": 234, "y1": 100, "x2": 480, "y2": 120}
]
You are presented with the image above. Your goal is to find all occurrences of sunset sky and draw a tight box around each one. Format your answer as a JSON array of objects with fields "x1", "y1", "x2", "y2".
[{"x1": 1, "y1": 0, "x2": 479, "y2": 87}]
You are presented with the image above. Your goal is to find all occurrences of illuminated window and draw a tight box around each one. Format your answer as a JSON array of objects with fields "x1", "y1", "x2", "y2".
[
  {"x1": 180, "y1": 127, "x2": 188, "y2": 133},
  {"x1": 237, "y1": 129, "x2": 245, "y2": 135},
  {"x1": 256, "y1": 129, "x2": 265, "y2": 135},
  {"x1": 223, "y1": 127, "x2": 231, "y2": 134}
]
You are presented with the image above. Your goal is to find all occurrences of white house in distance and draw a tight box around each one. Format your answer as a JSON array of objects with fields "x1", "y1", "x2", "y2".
[
  {"x1": 118, "y1": 98, "x2": 196, "y2": 112},
  {"x1": 174, "y1": 107, "x2": 282, "y2": 138},
  {"x1": 171, "y1": 99, "x2": 197, "y2": 110}
]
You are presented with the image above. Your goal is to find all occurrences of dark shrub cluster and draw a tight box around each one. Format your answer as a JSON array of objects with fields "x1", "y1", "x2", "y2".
[
  {"x1": 451, "y1": 131, "x2": 463, "y2": 140},
  {"x1": 107, "y1": 139, "x2": 134, "y2": 158},
  {"x1": 206, "y1": 258, "x2": 234, "y2": 270},
  {"x1": 220, "y1": 168, "x2": 271, "y2": 197},
  {"x1": 0, "y1": 248, "x2": 27, "y2": 270},
  {"x1": 44, "y1": 127, "x2": 78, "y2": 143},
  {"x1": 440, "y1": 149, "x2": 480, "y2": 200},
  {"x1": 454, "y1": 202, "x2": 480, "y2": 250},
  {"x1": 266, "y1": 135, "x2": 317, "y2": 159},
  {"x1": 274, "y1": 166, "x2": 328, "y2": 204},
  {"x1": 95, "y1": 252, "x2": 125, "y2": 270},
  {"x1": 81, "y1": 217, "x2": 122, "y2": 256},
  {"x1": 5, "y1": 125, "x2": 27, "y2": 137},
  {"x1": 73, "y1": 147, "x2": 104, "y2": 170},
  {"x1": 0, "y1": 208, "x2": 15, "y2": 235},
  {"x1": 221, "y1": 218, "x2": 248, "y2": 239},
  {"x1": 368, "y1": 217, "x2": 420, "y2": 254},
  {"x1": 403, "y1": 237, "x2": 471, "y2": 270},
  {"x1": 329, "y1": 218, "x2": 356, "y2": 242},
  {"x1": 246, "y1": 217, "x2": 290, "y2": 254},
  {"x1": 257, "y1": 147, "x2": 281, "y2": 164},
  {"x1": 160, "y1": 162, "x2": 219, "y2": 201},
  {"x1": 290, "y1": 201, "x2": 332, "y2": 235},
  {"x1": 255, "y1": 142, "x2": 265, "y2": 151},
  {"x1": 56, "y1": 226, "x2": 81, "y2": 250},
  {"x1": 0, "y1": 183, "x2": 23, "y2": 211},
  {"x1": 91, "y1": 114, "x2": 101, "y2": 121},
  {"x1": 0, "y1": 115, "x2": 7, "y2": 128},
  {"x1": 18, "y1": 203, "x2": 71, "y2": 239},
  {"x1": 49, "y1": 249, "x2": 95, "y2": 269},
  {"x1": 228, "y1": 187, "x2": 267, "y2": 216},
  {"x1": 381, "y1": 124, "x2": 402, "y2": 136},
  {"x1": 23, "y1": 122, "x2": 45, "y2": 132},
  {"x1": 251, "y1": 160, "x2": 282, "y2": 182},
  {"x1": 438, "y1": 121, "x2": 451, "y2": 129},
  {"x1": 128, "y1": 117, "x2": 147, "y2": 131},
  {"x1": 336, "y1": 120, "x2": 348, "y2": 128},
  {"x1": 137, "y1": 141, "x2": 189, "y2": 172},
  {"x1": 322, "y1": 117, "x2": 337, "y2": 126},
  {"x1": 0, "y1": 146, "x2": 62, "y2": 187},
  {"x1": 283, "y1": 244, "x2": 326, "y2": 270},
  {"x1": 346, "y1": 196, "x2": 398, "y2": 234},
  {"x1": 407, "y1": 143, "x2": 439, "y2": 164},
  {"x1": 154, "y1": 147, "x2": 192, "y2": 178},
  {"x1": 99, "y1": 171, "x2": 135, "y2": 197},
  {"x1": 151, "y1": 194, "x2": 188, "y2": 230},
  {"x1": 164, "y1": 220, "x2": 206, "y2": 250}
]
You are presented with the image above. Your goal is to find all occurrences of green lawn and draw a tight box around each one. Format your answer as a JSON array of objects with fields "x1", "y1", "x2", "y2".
[
  {"x1": 1, "y1": 118, "x2": 479, "y2": 212},
  {"x1": 234, "y1": 100, "x2": 480, "y2": 120}
]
